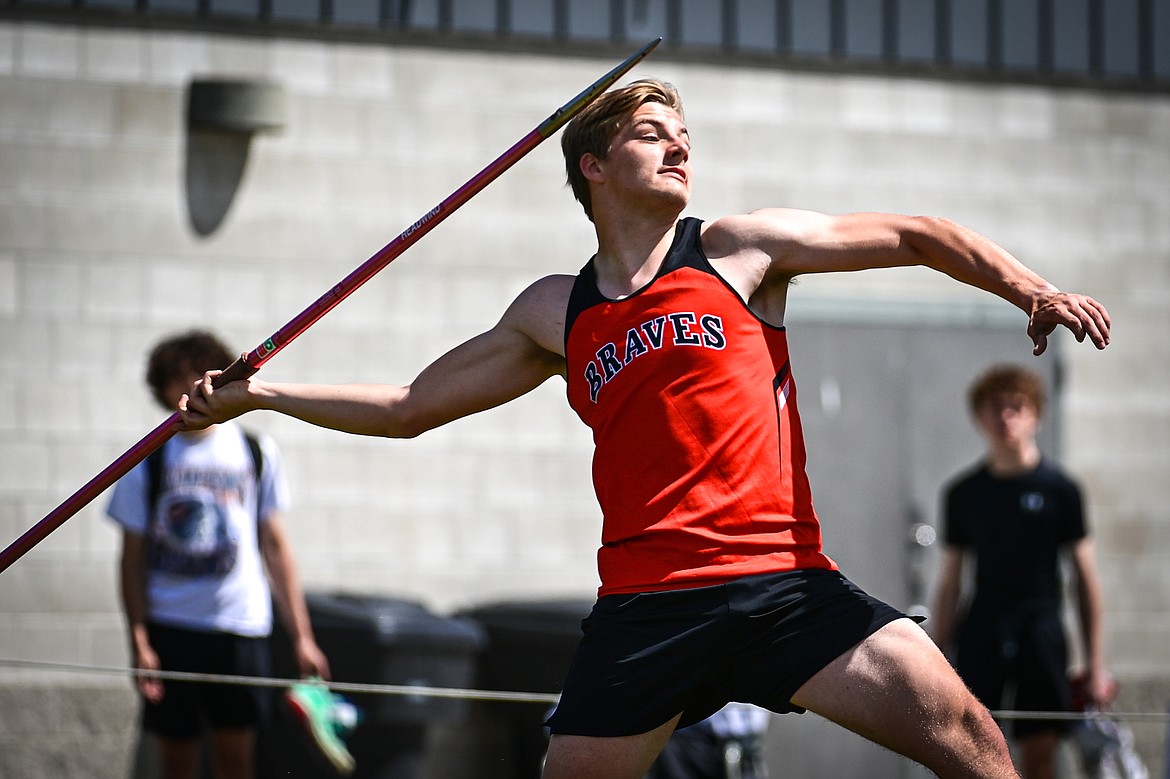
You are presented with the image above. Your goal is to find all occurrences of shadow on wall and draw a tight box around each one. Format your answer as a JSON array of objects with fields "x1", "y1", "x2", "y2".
[{"x1": 185, "y1": 79, "x2": 286, "y2": 236}]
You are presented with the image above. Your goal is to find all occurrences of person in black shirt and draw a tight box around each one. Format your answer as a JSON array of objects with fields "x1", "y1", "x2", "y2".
[{"x1": 933, "y1": 364, "x2": 1112, "y2": 779}]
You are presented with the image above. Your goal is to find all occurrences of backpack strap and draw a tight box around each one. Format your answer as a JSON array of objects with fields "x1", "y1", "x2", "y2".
[
  {"x1": 243, "y1": 430, "x2": 264, "y2": 487},
  {"x1": 145, "y1": 442, "x2": 165, "y2": 532}
]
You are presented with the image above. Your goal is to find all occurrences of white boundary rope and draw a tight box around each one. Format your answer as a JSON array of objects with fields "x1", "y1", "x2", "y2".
[
  {"x1": 0, "y1": 658, "x2": 561, "y2": 705},
  {"x1": 989, "y1": 709, "x2": 1169, "y2": 722},
  {"x1": 2, "y1": 658, "x2": 1167, "y2": 723}
]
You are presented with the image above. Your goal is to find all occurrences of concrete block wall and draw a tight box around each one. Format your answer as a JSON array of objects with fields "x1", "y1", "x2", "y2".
[
  {"x1": 0, "y1": 676, "x2": 137, "y2": 779},
  {"x1": 1, "y1": 18, "x2": 1167, "y2": 776}
]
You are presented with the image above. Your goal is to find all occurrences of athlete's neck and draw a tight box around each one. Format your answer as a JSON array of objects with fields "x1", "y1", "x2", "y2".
[
  {"x1": 986, "y1": 440, "x2": 1040, "y2": 477},
  {"x1": 591, "y1": 213, "x2": 680, "y2": 298}
]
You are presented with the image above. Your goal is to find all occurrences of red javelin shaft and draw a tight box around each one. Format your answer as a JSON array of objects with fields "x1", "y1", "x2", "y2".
[{"x1": 0, "y1": 38, "x2": 661, "y2": 574}]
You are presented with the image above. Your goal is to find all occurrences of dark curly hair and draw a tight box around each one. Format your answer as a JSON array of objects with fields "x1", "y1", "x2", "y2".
[{"x1": 145, "y1": 330, "x2": 234, "y2": 408}]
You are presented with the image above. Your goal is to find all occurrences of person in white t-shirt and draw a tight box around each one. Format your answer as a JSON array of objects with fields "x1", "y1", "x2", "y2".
[{"x1": 108, "y1": 330, "x2": 330, "y2": 779}]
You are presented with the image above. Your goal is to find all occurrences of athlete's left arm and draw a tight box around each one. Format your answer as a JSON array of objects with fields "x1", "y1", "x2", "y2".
[
  {"x1": 260, "y1": 513, "x2": 331, "y2": 679},
  {"x1": 705, "y1": 209, "x2": 1110, "y2": 355},
  {"x1": 929, "y1": 544, "x2": 965, "y2": 655},
  {"x1": 1070, "y1": 536, "x2": 1114, "y2": 707}
]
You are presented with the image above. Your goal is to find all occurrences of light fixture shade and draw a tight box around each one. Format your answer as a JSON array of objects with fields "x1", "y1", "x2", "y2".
[{"x1": 187, "y1": 79, "x2": 287, "y2": 133}]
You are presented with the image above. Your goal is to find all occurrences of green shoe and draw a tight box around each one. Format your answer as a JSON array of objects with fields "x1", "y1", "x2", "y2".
[{"x1": 286, "y1": 677, "x2": 359, "y2": 775}]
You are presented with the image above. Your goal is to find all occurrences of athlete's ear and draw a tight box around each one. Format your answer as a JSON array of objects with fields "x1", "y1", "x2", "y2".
[{"x1": 580, "y1": 152, "x2": 605, "y2": 184}]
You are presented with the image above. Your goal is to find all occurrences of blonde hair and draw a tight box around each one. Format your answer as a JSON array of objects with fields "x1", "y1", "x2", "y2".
[{"x1": 560, "y1": 79, "x2": 684, "y2": 221}]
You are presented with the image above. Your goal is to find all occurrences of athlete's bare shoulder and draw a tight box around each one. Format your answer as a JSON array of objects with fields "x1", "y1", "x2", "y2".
[
  {"x1": 504, "y1": 273, "x2": 576, "y2": 359},
  {"x1": 701, "y1": 209, "x2": 811, "y2": 259},
  {"x1": 698, "y1": 214, "x2": 786, "y2": 300}
]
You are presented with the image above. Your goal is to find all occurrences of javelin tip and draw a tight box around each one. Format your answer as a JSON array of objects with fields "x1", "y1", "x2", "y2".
[{"x1": 538, "y1": 37, "x2": 663, "y2": 138}]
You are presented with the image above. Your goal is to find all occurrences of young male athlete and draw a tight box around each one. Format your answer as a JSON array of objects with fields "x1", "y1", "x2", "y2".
[
  {"x1": 177, "y1": 81, "x2": 1111, "y2": 778},
  {"x1": 933, "y1": 365, "x2": 1112, "y2": 779}
]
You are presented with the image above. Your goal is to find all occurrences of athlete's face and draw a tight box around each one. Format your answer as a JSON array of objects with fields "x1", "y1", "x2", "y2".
[
  {"x1": 974, "y1": 391, "x2": 1040, "y2": 449},
  {"x1": 587, "y1": 101, "x2": 692, "y2": 213}
]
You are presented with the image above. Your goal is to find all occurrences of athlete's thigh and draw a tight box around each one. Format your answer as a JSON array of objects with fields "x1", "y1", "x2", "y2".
[
  {"x1": 543, "y1": 716, "x2": 680, "y2": 779},
  {"x1": 790, "y1": 617, "x2": 974, "y2": 749}
]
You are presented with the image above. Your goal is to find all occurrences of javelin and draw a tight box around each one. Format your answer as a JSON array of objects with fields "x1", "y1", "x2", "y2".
[{"x1": 0, "y1": 38, "x2": 662, "y2": 574}]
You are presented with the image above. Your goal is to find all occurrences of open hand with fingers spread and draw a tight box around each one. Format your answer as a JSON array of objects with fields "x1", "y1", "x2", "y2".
[{"x1": 1027, "y1": 291, "x2": 1111, "y2": 355}]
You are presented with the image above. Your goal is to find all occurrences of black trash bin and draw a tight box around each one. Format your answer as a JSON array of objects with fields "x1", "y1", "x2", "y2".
[
  {"x1": 262, "y1": 592, "x2": 485, "y2": 779},
  {"x1": 439, "y1": 599, "x2": 594, "y2": 779}
]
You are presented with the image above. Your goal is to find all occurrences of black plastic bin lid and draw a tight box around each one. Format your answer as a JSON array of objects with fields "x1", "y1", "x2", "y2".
[
  {"x1": 457, "y1": 598, "x2": 594, "y2": 639},
  {"x1": 306, "y1": 592, "x2": 485, "y2": 651}
]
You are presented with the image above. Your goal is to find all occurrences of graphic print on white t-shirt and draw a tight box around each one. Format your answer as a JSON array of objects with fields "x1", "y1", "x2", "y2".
[{"x1": 149, "y1": 483, "x2": 239, "y2": 576}]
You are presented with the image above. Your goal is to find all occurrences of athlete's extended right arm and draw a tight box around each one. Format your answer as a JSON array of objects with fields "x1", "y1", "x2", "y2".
[{"x1": 179, "y1": 283, "x2": 567, "y2": 438}]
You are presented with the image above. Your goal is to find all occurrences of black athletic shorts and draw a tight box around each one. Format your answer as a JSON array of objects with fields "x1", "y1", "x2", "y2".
[
  {"x1": 955, "y1": 607, "x2": 1072, "y2": 738},
  {"x1": 142, "y1": 622, "x2": 273, "y2": 739},
  {"x1": 545, "y1": 568, "x2": 909, "y2": 737}
]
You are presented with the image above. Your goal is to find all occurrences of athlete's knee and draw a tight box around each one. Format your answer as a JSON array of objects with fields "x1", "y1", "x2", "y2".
[
  {"x1": 933, "y1": 696, "x2": 1018, "y2": 778},
  {"x1": 958, "y1": 700, "x2": 1009, "y2": 754}
]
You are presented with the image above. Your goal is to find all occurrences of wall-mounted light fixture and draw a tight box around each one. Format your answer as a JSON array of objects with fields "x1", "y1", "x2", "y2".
[
  {"x1": 187, "y1": 79, "x2": 287, "y2": 134},
  {"x1": 185, "y1": 79, "x2": 287, "y2": 236}
]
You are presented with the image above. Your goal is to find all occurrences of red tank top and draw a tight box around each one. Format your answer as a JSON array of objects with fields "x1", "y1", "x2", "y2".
[{"x1": 565, "y1": 218, "x2": 837, "y2": 596}]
